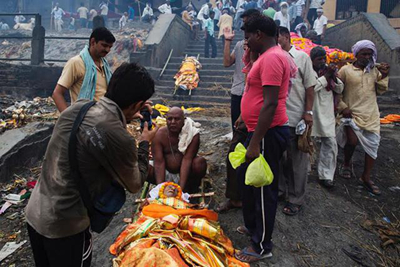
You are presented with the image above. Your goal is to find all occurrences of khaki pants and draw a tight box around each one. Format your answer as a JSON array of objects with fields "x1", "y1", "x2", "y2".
[
  {"x1": 55, "y1": 19, "x2": 63, "y2": 32},
  {"x1": 279, "y1": 127, "x2": 309, "y2": 206}
]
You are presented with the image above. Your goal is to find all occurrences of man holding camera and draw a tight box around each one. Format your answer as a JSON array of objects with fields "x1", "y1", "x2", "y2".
[{"x1": 26, "y1": 63, "x2": 158, "y2": 267}]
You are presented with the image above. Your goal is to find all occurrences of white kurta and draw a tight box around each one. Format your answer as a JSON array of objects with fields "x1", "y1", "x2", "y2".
[{"x1": 312, "y1": 72, "x2": 344, "y2": 137}]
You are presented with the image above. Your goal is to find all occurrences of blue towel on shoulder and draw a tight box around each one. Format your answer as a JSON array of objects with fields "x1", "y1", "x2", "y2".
[{"x1": 78, "y1": 45, "x2": 113, "y2": 100}]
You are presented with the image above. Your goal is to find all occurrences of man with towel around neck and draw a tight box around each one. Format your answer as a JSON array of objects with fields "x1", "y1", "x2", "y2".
[
  {"x1": 148, "y1": 107, "x2": 207, "y2": 193},
  {"x1": 52, "y1": 27, "x2": 115, "y2": 112}
]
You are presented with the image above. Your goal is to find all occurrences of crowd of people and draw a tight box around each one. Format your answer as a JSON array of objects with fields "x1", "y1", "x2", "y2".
[
  {"x1": 216, "y1": 8, "x2": 390, "y2": 262},
  {"x1": 21, "y1": 2, "x2": 391, "y2": 266}
]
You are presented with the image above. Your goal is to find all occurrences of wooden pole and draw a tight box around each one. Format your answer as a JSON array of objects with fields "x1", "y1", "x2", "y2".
[
  {"x1": 138, "y1": 0, "x2": 142, "y2": 21},
  {"x1": 50, "y1": 2, "x2": 54, "y2": 31}
]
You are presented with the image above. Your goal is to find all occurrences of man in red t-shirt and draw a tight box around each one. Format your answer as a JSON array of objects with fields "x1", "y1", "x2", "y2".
[{"x1": 235, "y1": 14, "x2": 290, "y2": 263}]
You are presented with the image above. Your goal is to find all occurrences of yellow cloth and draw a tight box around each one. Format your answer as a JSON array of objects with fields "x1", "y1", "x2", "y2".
[
  {"x1": 182, "y1": 10, "x2": 193, "y2": 28},
  {"x1": 218, "y1": 14, "x2": 233, "y2": 38},
  {"x1": 337, "y1": 64, "x2": 388, "y2": 134},
  {"x1": 57, "y1": 55, "x2": 107, "y2": 103},
  {"x1": 110, "y1": 198, "x2": 249, "y2": 267},
  {"x1": 174, "y1": 57, "x2": 201, "y2": 90}
]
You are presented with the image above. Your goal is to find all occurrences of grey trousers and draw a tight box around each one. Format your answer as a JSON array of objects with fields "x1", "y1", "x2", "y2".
[
  {"x1": 315, "y1": 137, "x2": 338, "y2": 181},
  {"x1": 279, "y1": 127, "x2": 309, "y2": 206}
]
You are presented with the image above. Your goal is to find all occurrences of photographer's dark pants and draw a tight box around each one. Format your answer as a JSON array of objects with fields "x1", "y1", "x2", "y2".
[
  {"x1": 27, "y1": 224, "x2": 92, "y2": 267},
  {"x1": 237, "y1": 126, "x2": 289, "y2": 254}
]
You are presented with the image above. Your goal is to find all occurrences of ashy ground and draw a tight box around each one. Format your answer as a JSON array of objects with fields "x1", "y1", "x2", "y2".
[{"x1": 0, "y1": 111, "x2": 399, "y2": 267}]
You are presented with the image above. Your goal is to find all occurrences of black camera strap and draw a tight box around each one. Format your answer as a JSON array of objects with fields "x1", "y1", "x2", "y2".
[{"x1": 68, "y1": 101, "x2": 96, "y2": 217}]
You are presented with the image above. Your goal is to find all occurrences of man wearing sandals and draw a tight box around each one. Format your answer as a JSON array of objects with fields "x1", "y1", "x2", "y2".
[
  {"x1": 336, "y1": 40, "x2": 390, "y2": 195},
  {"x1": 277, "y1": 26, "x2": 316, "y2": 215},
  {"x1": 234, "y1": 14, "x2": 290, "y2": 263}
]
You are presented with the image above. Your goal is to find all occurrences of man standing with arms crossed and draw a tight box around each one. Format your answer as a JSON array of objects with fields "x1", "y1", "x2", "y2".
[
  {"x1": 235, "y1": 14, "x2": 291, "y2": 263},
  {"x1": 277, "y1": 26, "x2": 316, "y2": 216},
  {"x1": 52, "y1": 27, "x2": 115, "y2": 112}
]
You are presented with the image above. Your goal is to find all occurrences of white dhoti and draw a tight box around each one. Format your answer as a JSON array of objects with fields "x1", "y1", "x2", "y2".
[
  {"x1": 55, "y1": 19, "x2": 63, "y2": 32},
  {"x1": 315, "y1": 137, "x2": 338, "y2": 181},
  {"x1": 336, "y1": 118, "x2": 381, "y2": 160}
]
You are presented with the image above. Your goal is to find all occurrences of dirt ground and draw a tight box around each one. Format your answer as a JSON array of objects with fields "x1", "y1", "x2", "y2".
[{"x1": 1, "y1": 112, "x2": 399, "y2": 267}]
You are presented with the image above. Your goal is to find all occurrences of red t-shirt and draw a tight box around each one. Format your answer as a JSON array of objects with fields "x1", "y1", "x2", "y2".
[{"x1": 241, "y1": 46, "x2": 290, "y2": 132}]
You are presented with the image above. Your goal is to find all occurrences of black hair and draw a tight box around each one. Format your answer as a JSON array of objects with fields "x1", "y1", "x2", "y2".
[
  {"x1": 89, "y1": 27, "x2": 116, "y2": 44},
  {"x1": 209, "y1": 10, "x2": 215, "y2": 16},
  {"x1": 278, "y1": 26, "x2": 290, "y2": 37},
  {"x1": 241, "y1": 14, "x2": 277, "y2": 37},
  {"x1": 105, "y1": 63, "x2": 155, "y2": 109},
  {"x1": 310, "y1": 46, "x2": 326, "y2": 60},
  {"x1": 240, "y1": 9, "x2": 260, "y2": 19}
]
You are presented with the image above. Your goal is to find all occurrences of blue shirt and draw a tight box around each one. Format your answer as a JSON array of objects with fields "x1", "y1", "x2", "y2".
[
  {"x1": 128, "y1": 6, "x2": 135, "y2": 20},
  {"x1": 244, "y1": 1, "x2": 258, "y2": 11},
  {"x1": 204, "y1": 18, "x2": 214, "y2": 37}
]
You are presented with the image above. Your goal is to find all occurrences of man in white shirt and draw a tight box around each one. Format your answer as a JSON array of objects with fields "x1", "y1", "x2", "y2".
[
  {"x1": 14, "y1": 12, "x2": 26, "y2": 24},
  {"x1": 88, "y1": 7, "x2": 97, "y2": 29},
  {"x1": 313, "y1": 8, "x2": 327, "y2": 44},
  {"x1": 142, "y1": 3, "x2": 154, "y2": 23},
  {"x1": 293, "y1": 0, "x2": 305, "y2": 29},
  {"x1": 119, "y1": 12, "x2": 128, "y2": 29},
  {"x1": 51, "y1": 3, "x2": 65, "y2": 32},
  {"x1": 273, "y1": 2, "x2": 290, "y2": 30},
  {"x1": 77, "y1": 2, "x2": 89, "y2": 28},
  {"x1": 158, "y1": 0, "x2": 172, "y2": 14},
  {"x1": 197, "y1": 2, "x2": 212, "y2": 30},
  {"x1": 308, "y1": 0, "x2": 325, "y2": 26},
  {"x1": 100, "y1": 1, "x2": 109, "y2": 24},
  {"x1": 277, "y1": 26, "x2": 316, "y2": 216}
]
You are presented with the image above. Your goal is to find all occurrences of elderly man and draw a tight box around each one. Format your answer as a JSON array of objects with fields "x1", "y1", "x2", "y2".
[
  {"x1": 273, "y1": 2, "x2": 290, "y2": 30},
  {"x1": 337, "y1": 40, "x2": 390, "y2": 195},
  {"x1": 277, "y1": 26, "x2": 316, "y2": 216},
  {"x1": 310, "y1": 46, "x2": 344, "y2": 188},
  {"x1": 149, "y1": 107, "x2": 207, "y2": 193}
]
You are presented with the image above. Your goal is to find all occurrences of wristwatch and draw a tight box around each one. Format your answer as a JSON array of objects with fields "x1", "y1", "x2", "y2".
[{"x1": 305, "y1": 111, "x2": 313, "y2": 116}]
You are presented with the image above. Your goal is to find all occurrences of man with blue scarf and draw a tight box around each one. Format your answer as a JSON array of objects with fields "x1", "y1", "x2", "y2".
[{"x1": 52, "y1": 27, "x2": 115, "y2": 112}]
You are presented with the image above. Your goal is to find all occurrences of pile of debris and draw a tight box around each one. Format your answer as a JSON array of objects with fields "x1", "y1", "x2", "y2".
[
  {"x1": 0, "y1": 167, "x2": 41, "y2": 265},
  {"x1": 0, "y1": 97, "x2": 58, "y2": 133},
  {"x1": 0, "y1": 21, "x2": 151, "y2": 69}
]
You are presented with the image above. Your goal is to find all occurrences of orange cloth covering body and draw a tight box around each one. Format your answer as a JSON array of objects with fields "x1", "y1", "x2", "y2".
[
  {"x1": 110, "y1": 198, "x2": 248, "y2": 267},
  {"x1": 174, "y1": 57, "x2": 202, "y2": 91},
  {"x1": 380, "y1": 114, "x2": 400, "y2": 124}
]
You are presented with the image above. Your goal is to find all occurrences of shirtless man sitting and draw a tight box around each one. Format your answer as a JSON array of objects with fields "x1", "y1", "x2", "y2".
[{"x1": 148, "y1": 107, "x2": 207, "y2": 193}]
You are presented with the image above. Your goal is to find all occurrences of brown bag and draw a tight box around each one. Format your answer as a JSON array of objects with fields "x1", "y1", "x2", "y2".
[{"x1": 298, "y1": 125, "x2": 314, "y2": 155}]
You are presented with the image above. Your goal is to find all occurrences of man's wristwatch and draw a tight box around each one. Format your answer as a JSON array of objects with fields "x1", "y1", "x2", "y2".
[{"x1": 305, "y1": 111, "x2": 313, "y2": 116}]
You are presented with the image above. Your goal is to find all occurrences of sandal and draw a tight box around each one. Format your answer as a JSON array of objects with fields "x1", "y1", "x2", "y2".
[
  {"x1": 235, "y1": 247, "x2": 272, "y2": 263},
  {"x1": 340, "y1": 166, "x2": 352, "y2": 179},
  {"x1": 359, "y1": 179, "x2": 381, "y2": 195},
  {"x1": 236, "y1": 226, "x2": 251, "y2": 236},
  {"x1": 283, "y1": 203, "x2": 302, "y2": 216},
  {"x1": 215, "y1": 200, "x2": 242, "y2": 213}
]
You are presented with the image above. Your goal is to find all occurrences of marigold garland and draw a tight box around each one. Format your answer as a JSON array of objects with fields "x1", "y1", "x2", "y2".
[
  {"x1": 158, "y1": 182, "x2": 183, "y2": 199},
  {"x1": 290, "y1": 33, "x2": 355, "y2": 64}
]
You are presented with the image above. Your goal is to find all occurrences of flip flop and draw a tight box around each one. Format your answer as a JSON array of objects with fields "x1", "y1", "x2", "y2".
[
  {"x1": 215, "y1": 200, "x2": 242, "y2": 213},
  {"x1": 235, "y1": 247, "x2": 272, "y2": 263},
  {"x1": 359, "y1": 179, "x2": 381, "y2": 195},
  {"x1": 236, "y1": 226, "x2": 251, "y2": 236},
  {"x1": 283, "y1": 203, "x2": 302, "y2": 216},
  {"x1": 340, "y1": 166, "x2": 352, "y2": 179}
]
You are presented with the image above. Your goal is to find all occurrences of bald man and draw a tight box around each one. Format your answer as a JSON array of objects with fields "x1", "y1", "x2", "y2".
[{"x1": 148, "y1": 107, "x2": 207, "y2": 193}]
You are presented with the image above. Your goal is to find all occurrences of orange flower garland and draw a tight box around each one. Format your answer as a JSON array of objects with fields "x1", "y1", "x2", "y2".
[
  {"x1": 290, "y1": 33, "x2": 355, "y2": 65},
  {"x1": 158, "y1": 182, "x2": 183, "y2": 200}
]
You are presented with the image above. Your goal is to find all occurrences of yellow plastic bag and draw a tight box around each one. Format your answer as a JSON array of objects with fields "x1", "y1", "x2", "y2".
[
  {"x1": 228, "y1": 143, "x2": 274, "y2": 187},
  {"x1": 246, "y1": 155, "x2": 274, "y2": 187},
  {"x1": 228, "y1": 143, "x2": 247, "y2": 169}
]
